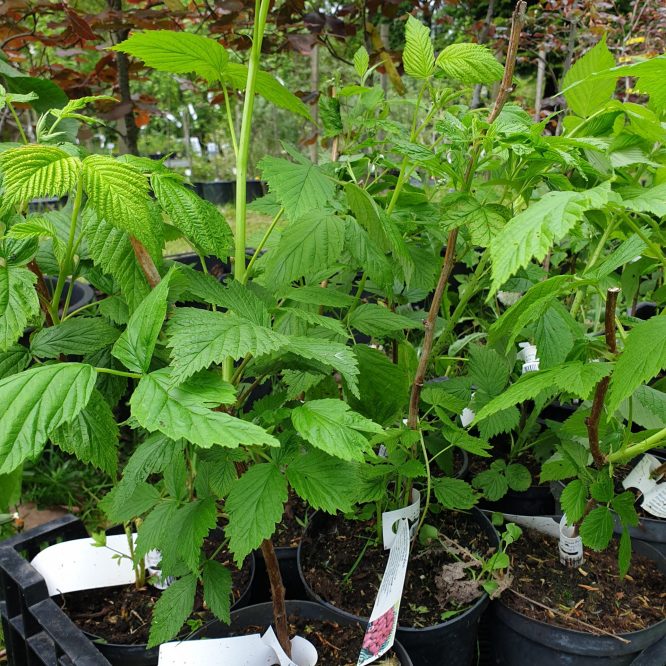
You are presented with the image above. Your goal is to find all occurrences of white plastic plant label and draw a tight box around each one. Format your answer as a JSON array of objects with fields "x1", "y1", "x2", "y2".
[
  {"x1": 357, "y1": 518, "x2": 410, "y2": 666},
  {"x1": 517, "y1": 342, "x2": 540, "y2": 374},
  {"x1": 31, "y1": 534, "x2": 138, "y2": 596},
  {"x1": 145, "y1": 549, "x2": 175, "y2": 590},
  {"x1": 381, "y1": 489, "x2": 420, "y2": 549},
  {"x1": 558, "y1": 515, "x2": 583, "y2": 567},
  {"x1": 622, "y1": 454, "x2": 666, "y2": 518},
  {"x1": 460, "y1": 407, "x2": 475, "y2": 428},
  {"x1": 158, "y1": 630, "x2": 318, "y2": 666}
]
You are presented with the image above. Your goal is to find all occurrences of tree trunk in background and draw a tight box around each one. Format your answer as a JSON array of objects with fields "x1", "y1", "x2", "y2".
[
  {"x1": 471, "y1": 0, "x2": 496, "y2": 109},
  {"x1": 380, "y1": 23, "x2": 389, "y2": 94},
  {"x1": 108, "y1": 0, "x2": 139, "y2": 155},
  {"x1": 309, "y1": 44, "x2": 319, "y2": 164},
  {"x1": 534, "y1": 46, "x2": 546, "y2": 120},
  {"x1": 181, "y1": 109, "x2": 193, "y2": 175},
  {"x1": 556, "y1": 17, "x2": 578, "y2": 134}
]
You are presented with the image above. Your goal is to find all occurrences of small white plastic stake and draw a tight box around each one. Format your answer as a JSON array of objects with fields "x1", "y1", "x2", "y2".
[
  {"x1": 517, "y1": 343, "x2": 540, "y2": 374},
  {"x1": 559, "y1": 515, "x2": 584, "y2": 567},
  {"x1": 460, "y1": 407, "x2": 475, "y2": 428},
  {"x1": 622, "y1": 454, "x2": 666, "y2": 518}
]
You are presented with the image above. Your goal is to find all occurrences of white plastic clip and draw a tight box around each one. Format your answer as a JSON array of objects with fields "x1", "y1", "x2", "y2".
[
  {"x1": 145, "y1": 550, "x2": 174, "y2": 590},
  {"x1": 622, "y1": 454, "x2": 666, "y2": 518},
  {"x1": 517, "y1": 343, "x2": 540, "y2": 374}
]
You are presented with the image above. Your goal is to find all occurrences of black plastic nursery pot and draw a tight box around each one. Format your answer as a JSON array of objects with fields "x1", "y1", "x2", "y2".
[
  {"x1": 0, "y1": 515, "x2": 256, "y2": 666},
  {"x1": 0, "y1": 514, "x2": 111, "y2": 666},
  {"x1": 44, "y1": 277, "x2": 95, "y2": 317},
  {"x1": 251, "y1": 546, "x2": 307, "y2": 605},
  {"x1": 297, "y1": 508, "x2": 499, "y2": 666},
  {"x1": 196, "y1": 600, "x2": 414, "y2": 665},
  {"x1": 489, "y1": 540, "x2": 666, "y2": 665},
  {"x1": 480, "y1": 484, "x2": 556, "y2": 517}
]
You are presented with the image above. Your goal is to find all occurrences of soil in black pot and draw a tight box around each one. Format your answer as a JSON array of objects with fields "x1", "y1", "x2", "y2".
[
  {"x1": 503, "y1": 528, "x2": 666, "y2": 634},
  {"x1": 274, "y1": 491, "x2": 309, "y2": 548},
  {"x1": 231, "y1": 615, "x2": 403, "y2": 666},
  {"x1": 301, "y1": 510, "x2": 493, "y2": 628},
  {"x1": 57, "y1": 541, "x2": 252, "y2": 645}
]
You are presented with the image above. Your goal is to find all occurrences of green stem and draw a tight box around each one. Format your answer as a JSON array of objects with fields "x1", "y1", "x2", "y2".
[
  {"x1": 571, "y1": 218, "x2": 618, "y2": 320},
  {"x1": 431, "y1": 252, "x2": 489, "y2": 358},
  {"x1": 242, "y1": 207, "x2": 284, "y2": 284},
  {"x1": 7, "y1": 101, "x2": 28, "y2": 144},
  {"x1": 343, "y1": 273, "x2": 367, "y2": 323},
  {"x1": 414, "y1": 429, "x2": 432, "y2": 541},
  {"x1": 621, "y1": 213, "x2": 666, "y2": 271},
  {"x1": 386, "y1": 83, "x2": 427, "y2": 216},
  {"x1": 607, "y1": 427, "x2": 666, "y2": 464},
  {"x1": 234, "y1": 0, "x2": 271, "y2": 284},
  {"x1": 222, "y1": 85, "x2": 239, "y2": 158},
  {"x1": 50, "y1": 178, "x2": 84, "y2": 323}
]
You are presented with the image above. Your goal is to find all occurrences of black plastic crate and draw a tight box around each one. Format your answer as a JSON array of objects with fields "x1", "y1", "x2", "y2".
[{"x1": 0, "y1": 515, "x2": 111, "y2": 665}]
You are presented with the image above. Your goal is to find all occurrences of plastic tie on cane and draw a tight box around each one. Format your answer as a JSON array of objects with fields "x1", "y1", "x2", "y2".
[{"x1": 517, "y1": 343, "x2": 540, "y2": 374}]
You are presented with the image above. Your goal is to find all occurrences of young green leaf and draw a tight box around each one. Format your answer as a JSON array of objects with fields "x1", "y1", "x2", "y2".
[
  {"x1": 225, "y1": 463, "x2": 288, "y2": 564},
  {"x1": 0, "y1": 363, "x2": 96, "y2": 474},
  {"x1": 440, "y1": 195, "x2": 508, "y2": 247},
  {"x1": 113, "y1": 31, "x2": 228, "y2": 82},
  {"x1": 0, "y1": 264, "x2": 39, "y2": 351},
  {"x1": 31, "y1": 317, "x2": 120, "y2": 359},
  {"x1": 562, "y1": 35, "x2": 615, "y2": 118},
  {"x1": 112, "y1": 267, "x2": 176, "y2": 373},
  {"x1": 147, "y1": 573, "x2": 197, "y2": 648},
  {"x1": 0, "y1": 344, "x2": 30, "y2": 379},
  {"x1": 131, "y1": 368, "x2": 278, "y2": 448},
  {"x1": 0, "y1": 145, "x2": 82, "y2": 205},
  {"x1": 433, "y1": 477, "x2": 478, "y2": 510},
  {"x1": 436, "y1": 43, "x2": 503, "y2": 84},
  {"x1": 291, "y1": 399, "x2": 383, "y2": 462},
  {"x1": 152, "y1": 174, "x2": 233, "y2": 258},
  {"x1": 349, "y1": 303, "x2": 421, "y2": 338},
  {"x1": 534, "y1": 303, "x2": 578, "y2": 368},
  {"x1": 403, "y1": 16, "x2": 435, "y2": 79},
  {"x1": 353, "y1": 46, "x2": 370, "y2": 78},
  {"x1": 167, "y1": 308, "x2": 288, "y2": 383},
  {"x1": 222, "y1": 63, "x2": 312, "y2": 121},
  {"x1": 579, "y1": 506, "x2": 614, "y2": 552},
  {"x1": 85, "y1": 216, "x2": 150, "y2": 311},
  {"x1": 620, "y1": 183, "x2": 666, "y2": 217},
  {"x1": 100, "y1": 481, "x2": 161, "y2": 524},
  {"x1": 265, "y1": 212, "x2": 345, "y2": 286},
  {"x1": 618, "y1": 528, "x2": 631, "y2": 578},
  {"x1": 286, "y1": 449, "x2": 360, "y2": 514},
  {"x1": 51, "y1": 389, "x2": 119, "y2": 476},
  {"x1": 489, "y1": 185, "x2": 618, "y2": 293},
  {"x1": 472, "y1": 465, "x2": 509, "y2": 502},
  {"x1": 472, "y1": 362, "x2": 612, "y2": 423},
  {"x1": 611, "y1": 491, "x2": 640, "y2": 528},
  {"x1": 607, "y1": 315, "x2": 666, "y2": 414},
  {"x1": 259, "y1": 155, "x2": 334, "y2": 221},
  {"x1": 202, "y1": 560, "x2": 232, "y2": 625},
  {"x1": 505, "y1": 463, "x2": 531, "y2": 492},
  {"x1": 82, "y1": 155, "x2": 163, "y2": 259},
  {"x1": 488, "y1": 275, "x2": 576, "y2": 347},
  {"x1": 560, "y1": 479, "x2": 588, "y2": 524},
  {"x1": 172, "y1": 497, "x2": 217, "y2": 573}
]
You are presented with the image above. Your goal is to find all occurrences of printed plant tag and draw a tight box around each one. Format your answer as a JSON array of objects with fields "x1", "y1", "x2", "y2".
[
  {"x1": 357, "y1": 518, "x2": 411, "y2": 666},
  {"x1": 382, "y1": 489, "x2": 420, "y2": 549},
  {"x1": 31, "y1": 534, "x2": 138, "y2": 596},
  {"x1": 622, "y1": 454, "x2": 666, "y2": 518},
  {"x1": 158, "y1": 631, "x2": 317, "y2": 666},
  {"x1": 460, "y1": 407, "x2": 475, "y2": 428}
]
